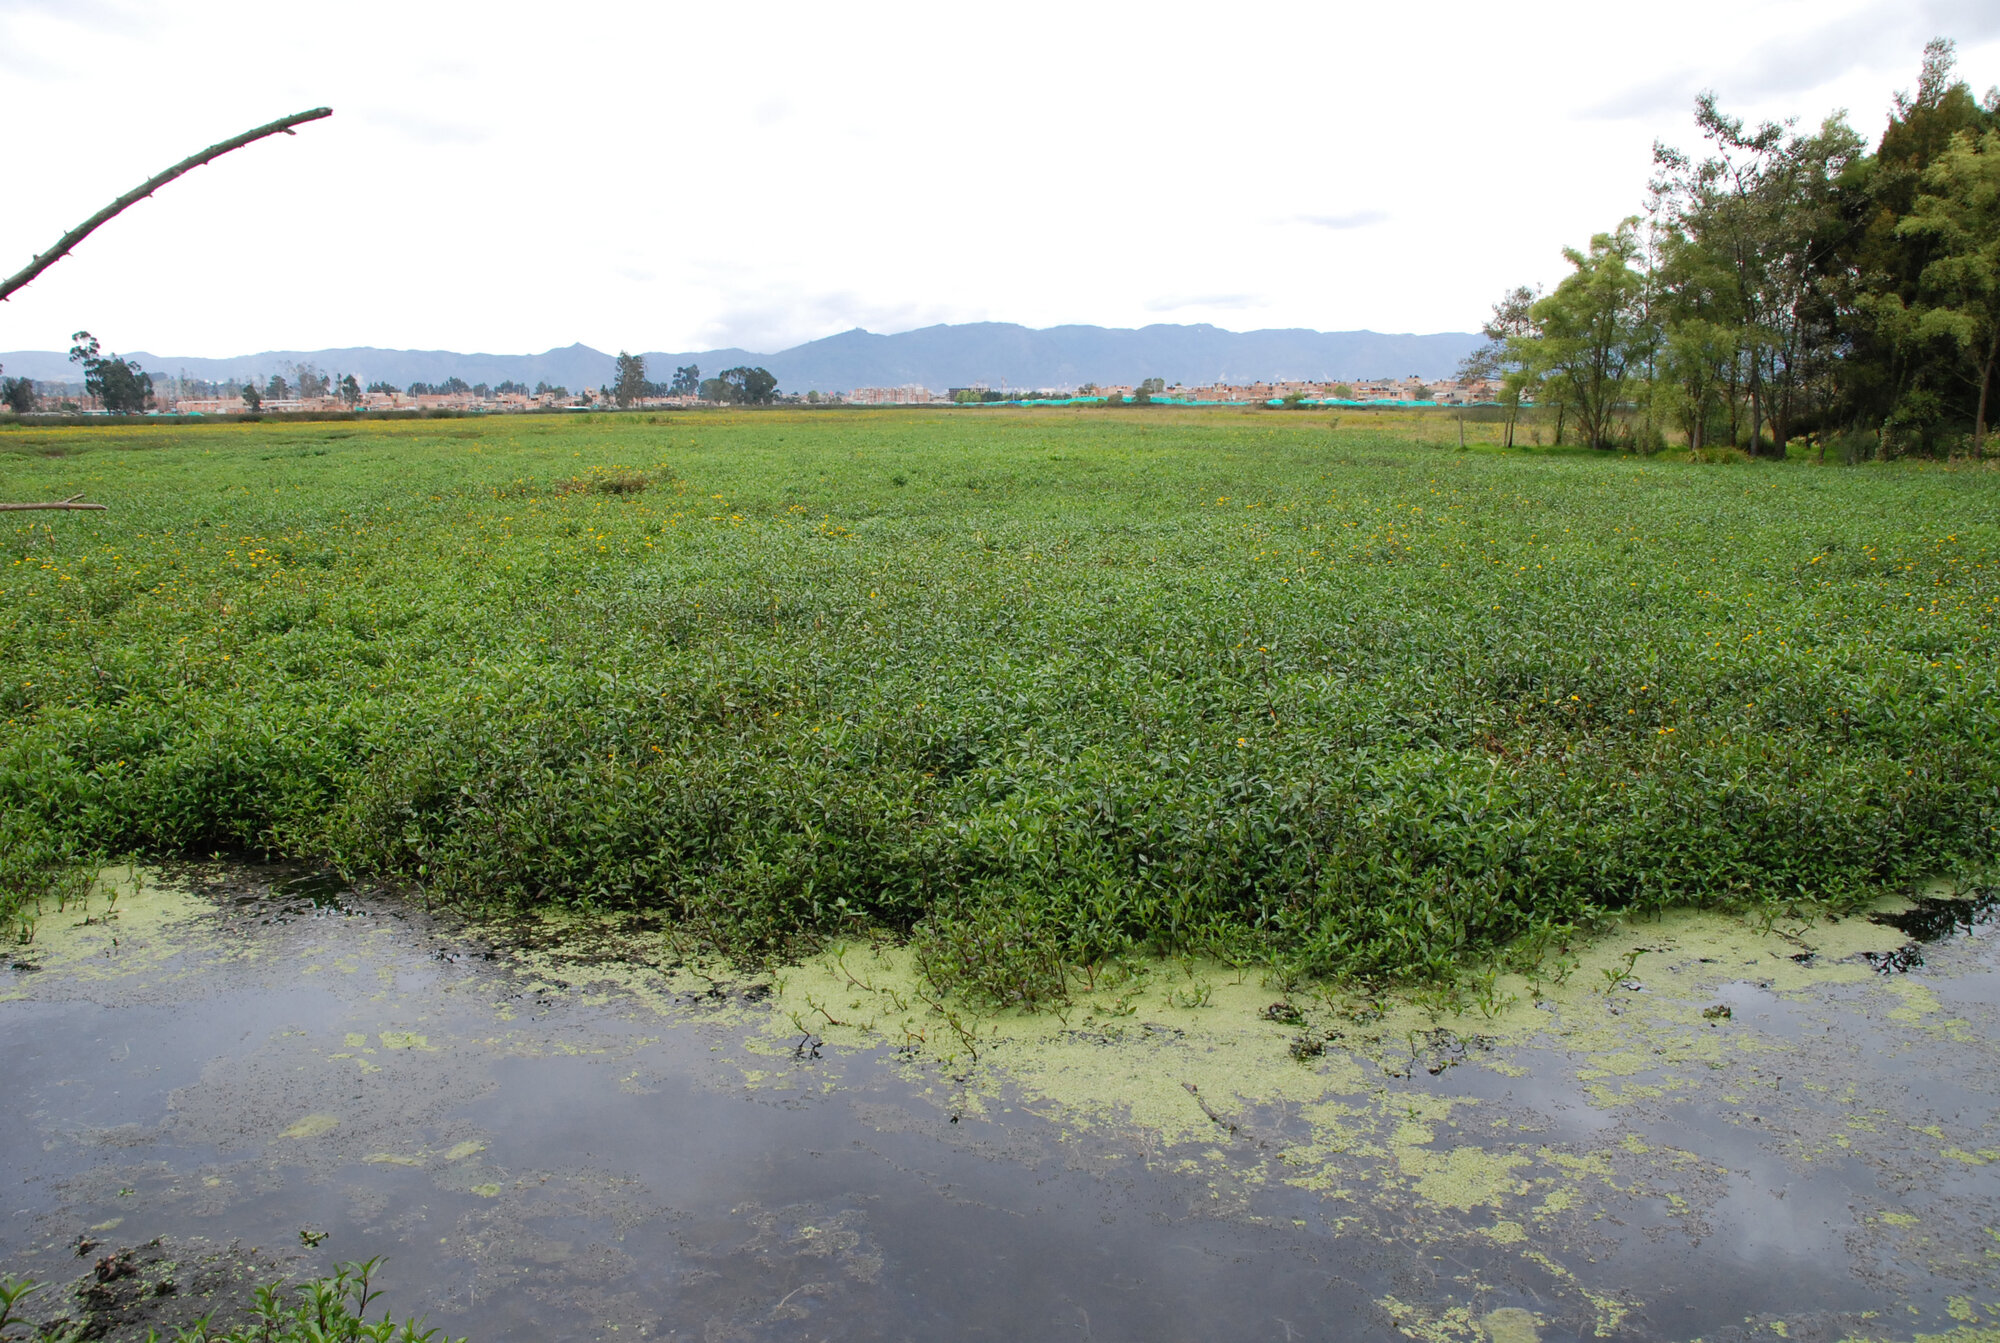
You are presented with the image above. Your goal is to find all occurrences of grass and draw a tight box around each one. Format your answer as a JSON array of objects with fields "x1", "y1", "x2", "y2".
[{"x1": 2, "y1": 407, "x2": 1995, "y2": 1001}]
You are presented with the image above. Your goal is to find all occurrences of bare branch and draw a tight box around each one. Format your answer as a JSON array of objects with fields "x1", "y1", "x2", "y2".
[
  {"x1": 0, "y1": 107, "x2": 333, "y2": 304},
  {"x1": 0, "y1": 495, "x2": 108, "y2": 512}
]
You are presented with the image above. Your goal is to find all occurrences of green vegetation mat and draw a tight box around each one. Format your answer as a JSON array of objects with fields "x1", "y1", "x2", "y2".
[{"x1": 2, "y1": 410, "x2": 1995, "y2": 997}]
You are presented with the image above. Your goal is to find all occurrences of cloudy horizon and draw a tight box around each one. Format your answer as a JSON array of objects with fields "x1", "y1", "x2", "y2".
[{"x1": 2, "y1": 0, "x2": 1996, "y2": 360}]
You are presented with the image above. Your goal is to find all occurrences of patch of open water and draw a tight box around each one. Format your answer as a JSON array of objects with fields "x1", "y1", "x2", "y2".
[{"x1": 4, "y1": 868, "x2": 1997, "y2": 1341}]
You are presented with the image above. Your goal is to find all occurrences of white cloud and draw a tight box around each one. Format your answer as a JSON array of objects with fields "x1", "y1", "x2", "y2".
[
  {"x1": 0, "y1": 0, "x2": 1993, "y2": 357},
  {"x1": 693, "y1": 291, "x2": 970, "y2": 354},
  {"x1": 358, "y1": 108, "x2": 489, "y2": 147},
  {"x1": 1293, "y1": 211, "x2": 1390, "y2": 231},
  {"x1": 1723, "y1": 0, "x2": 1988, "y2": 98},
  {"x1": 1590, "y1": 1, "x2": 2000, "y2": 121},
  {"x1": 1144, "y1": 293, "x2": 1265, "y2": 313},
  {"x1": 1581, "y1": 72, "x2": 1700, "y2": 122}
]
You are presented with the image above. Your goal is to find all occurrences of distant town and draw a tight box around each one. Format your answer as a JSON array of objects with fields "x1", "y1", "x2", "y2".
[
  {"x1": 851, "y1": 375, "x2": 1504, "y2": 407},
  {"x1": 8, "y1": 361, "x2": 1506, "y2": 415}
]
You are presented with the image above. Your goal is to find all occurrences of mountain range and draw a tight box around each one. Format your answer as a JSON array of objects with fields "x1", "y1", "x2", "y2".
[{"x1": 2, "y1": 322, "x2": 1481, "y2": 394}]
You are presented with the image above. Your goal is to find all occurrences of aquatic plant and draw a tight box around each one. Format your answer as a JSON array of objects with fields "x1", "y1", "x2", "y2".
[
  {"x1": 0, "y1": 1258, "x2": 464, "y2": 1343},
  {"x1": 176, "y1": 1257, "x2": 464, "y2": 1343},
  {"x1": 1, "y1": 410, "x2": 1995, "y2": 1000},
  {"x1": 0, "y1": 1276, "x2": 47, "y2": 1341}
]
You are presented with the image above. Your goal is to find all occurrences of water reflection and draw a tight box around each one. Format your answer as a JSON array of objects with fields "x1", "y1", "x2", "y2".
[{"x1": 3, "y1": 870, "x2": 1997, "y2": 1341}]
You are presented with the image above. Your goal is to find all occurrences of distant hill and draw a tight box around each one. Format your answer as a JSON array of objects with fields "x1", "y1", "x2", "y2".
[
  {"x1": 2, "y1": 323, "x2": 1480, "y2": 394},
  {"x1": 720, "y1": 323, "x2": 1481, "y2": 392},
  {"x1": 0, "y1": 343, "x2": 629, "y2": 391}
]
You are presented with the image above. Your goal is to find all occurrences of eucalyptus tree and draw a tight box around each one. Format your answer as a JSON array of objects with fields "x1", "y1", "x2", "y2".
[
  {"x1": 613, "y1": 350, "x2": 649, "y2": 408},
  {"x1": 1649, "y1": 195, "x2": 1739, "y2": 455},
  {"x1": 293, "y1": 364, "x2": 329, "y2": 399},
  {"x1": 0, "y1": 371, "x2": 34, "y2": 414},
  {"x1": 1650, "y1": 95, "x2": 1863, "y2": 455},
  {"x1": 67, "y1": 332, "x2": 153, "y2": 413},
  {"x1": 1651, "y1": 99, "x2": 1774, "y2": 449},
  {"x1": 1767, "y1": 118, "x2": 1865, "y2": 452},
  {"x1": 721, "y1": 366, "x2": 780, "y2": 404}
]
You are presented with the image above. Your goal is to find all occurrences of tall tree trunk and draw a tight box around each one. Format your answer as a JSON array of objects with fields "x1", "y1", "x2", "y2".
[
  {"x1": 1727, "y1": 364, "x2": 1740, "y2": 449},
  {"x1": 1976, "y1": 329, "x2": 1997, "y2": 459},
  {"x1": 1774, "y1": 344, "x2": 1794, "y2": 458},
  {"x1": 1748, "y1": 358, "x2": 1763, "y2": 458}
]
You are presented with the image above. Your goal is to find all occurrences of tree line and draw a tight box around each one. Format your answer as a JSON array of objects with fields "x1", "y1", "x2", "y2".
[
  {"x1": 1465, "y1": 39, "x2": 1999, "y2": 459},
  {"x1": 1, "y1": 355, "x2": 582, "y2": 413},
  {"x1": 0, "y1": 348, "x2": 783, "y2": 413},
  {"x1": 610, "y1": 353, "x2": 778, "y2": 407}
]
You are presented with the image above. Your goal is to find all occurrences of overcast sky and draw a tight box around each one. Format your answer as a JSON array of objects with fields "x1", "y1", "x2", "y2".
[{"x1": 2, "y1": 0, "x2": 1997, "y2": 359}]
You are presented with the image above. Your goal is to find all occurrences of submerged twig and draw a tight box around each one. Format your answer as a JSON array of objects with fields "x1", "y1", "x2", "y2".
[{"x1": 1181, "y1": 1081, "x2": 1237, "y2": 1135}]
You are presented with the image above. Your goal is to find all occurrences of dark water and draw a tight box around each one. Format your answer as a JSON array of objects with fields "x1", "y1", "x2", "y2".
[
  {"x1": 1865, "y1": 888, "x2": 2000, "y2": 971},
  {"x1": 4, "y1": 871, "x2": 1997, "y2": 1341}
]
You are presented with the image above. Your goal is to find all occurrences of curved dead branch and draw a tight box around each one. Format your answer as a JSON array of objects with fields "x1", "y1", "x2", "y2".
[{"x1": 0, "y1": 107, "x2": 333, "y2": 304}]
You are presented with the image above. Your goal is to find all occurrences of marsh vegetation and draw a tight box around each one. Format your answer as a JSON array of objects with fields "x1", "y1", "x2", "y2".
[{"x1": 2, "y1": 409, "x2": 1994, "y2": 1003}]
